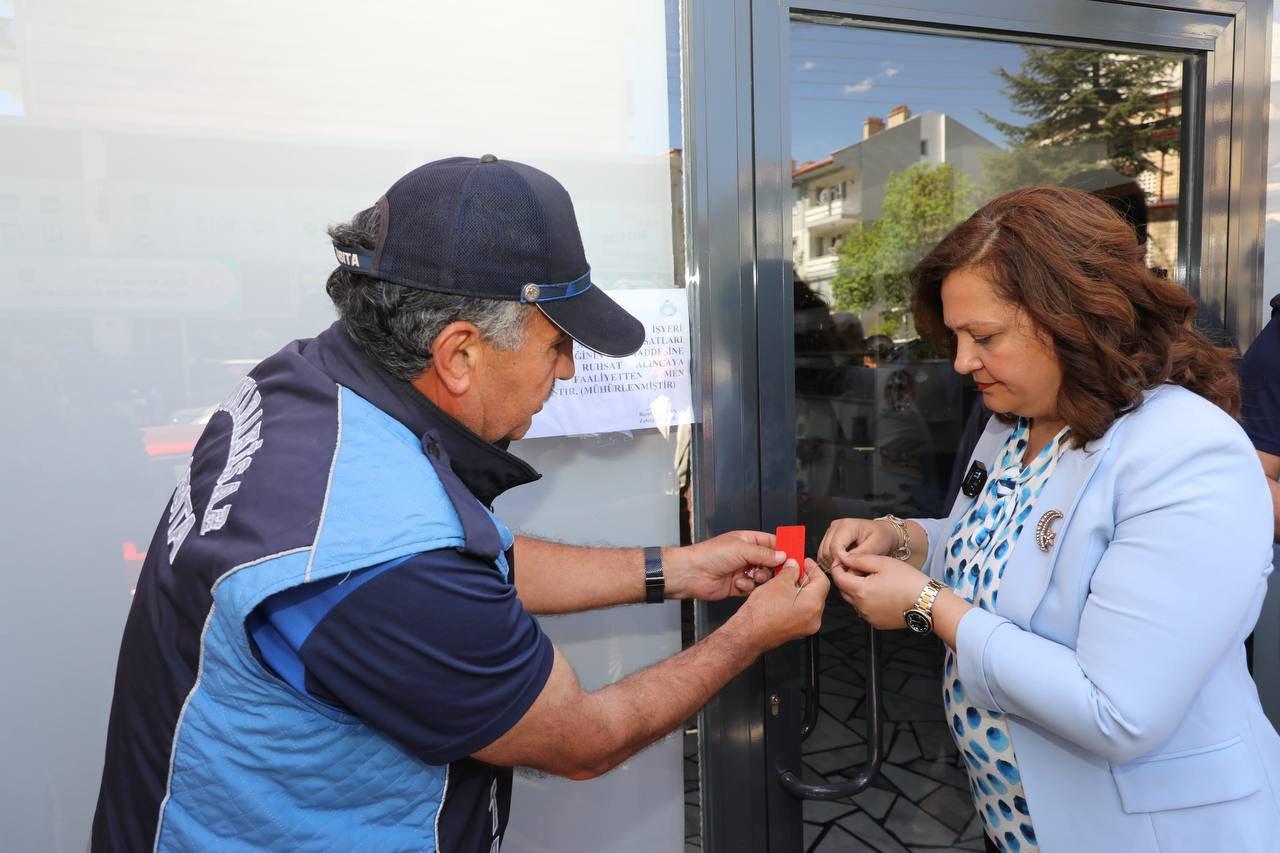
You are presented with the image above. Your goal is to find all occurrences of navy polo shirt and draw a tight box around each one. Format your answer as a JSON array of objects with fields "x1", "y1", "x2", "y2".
[
  {"x1": 247, "y1": 323, "x2": 554, "y2": 772},
  {"x1": 1240, "y1": 295, "x2": 1280, "y2": 457}
]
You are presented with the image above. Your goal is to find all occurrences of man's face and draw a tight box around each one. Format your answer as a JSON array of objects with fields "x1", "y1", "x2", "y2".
[{"x1": 475, "y1": 309, "x2": 576, "y2": 442}]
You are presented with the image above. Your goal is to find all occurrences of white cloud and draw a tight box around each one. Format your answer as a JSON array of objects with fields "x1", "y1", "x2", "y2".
[
  {"x1": 880, "y1": 62, "x2": 903, "y2": 78},
  {"x1": 844, "y1": 77, "x2": 875, "y2": 94},
  {"x1": 802, "y1": 61, "x2": 815, "y2": 71},
  {"x1": 883, "y1": 66, "x2": 901, "y2": 78}
]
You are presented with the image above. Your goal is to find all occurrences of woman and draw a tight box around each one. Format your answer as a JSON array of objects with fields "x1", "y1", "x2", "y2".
[{"x1": 818, "y1": 186, "x2": 1280, "y2": 852}]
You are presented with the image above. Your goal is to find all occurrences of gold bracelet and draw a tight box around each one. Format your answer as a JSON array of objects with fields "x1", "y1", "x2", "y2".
[{"x1": 874, "y1": 514, "x2": 911, "y2": 562}]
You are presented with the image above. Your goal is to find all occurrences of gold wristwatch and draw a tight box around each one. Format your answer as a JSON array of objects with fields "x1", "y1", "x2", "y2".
[{"x1": 903, "y1": 579, "x2": 943, "y2": 635}]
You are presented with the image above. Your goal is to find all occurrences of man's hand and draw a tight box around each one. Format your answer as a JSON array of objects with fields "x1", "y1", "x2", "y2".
[
  {"x1": 731, "y1": 560, "x2": 829, "y2": 655},
  {"x1": 664, "y1": 531, "x2": 787, "y2": 601},
  {"x1": 475, "y1": 558, "x2": 828, "y2": 780}
]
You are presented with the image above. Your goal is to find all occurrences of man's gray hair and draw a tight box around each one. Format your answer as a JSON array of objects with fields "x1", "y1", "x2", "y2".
[{"x1": 325, "y1": 205, "x2": 533, "y2": 381}]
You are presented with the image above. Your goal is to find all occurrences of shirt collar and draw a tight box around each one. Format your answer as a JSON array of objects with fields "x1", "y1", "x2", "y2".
[{"x1": 303, "y1": 322, "x2": 541, "y2": 505}]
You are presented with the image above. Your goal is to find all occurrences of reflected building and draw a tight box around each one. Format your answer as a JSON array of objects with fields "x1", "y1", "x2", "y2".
[{"x1": 791, "y1": 106, "x2": 999, "y2": 301}]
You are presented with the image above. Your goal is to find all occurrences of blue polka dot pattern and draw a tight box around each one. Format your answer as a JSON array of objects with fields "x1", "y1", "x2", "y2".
[{"x1": 941, "y1": 418, "x2": 1069, "y2": 851}]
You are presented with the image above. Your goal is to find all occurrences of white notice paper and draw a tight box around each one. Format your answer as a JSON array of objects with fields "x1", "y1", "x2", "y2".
[{"x1": 525, "y1": 288, "x2": 694, "y2": 439}]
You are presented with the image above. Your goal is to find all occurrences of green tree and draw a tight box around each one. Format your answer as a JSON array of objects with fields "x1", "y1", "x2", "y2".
[
  {"x1": 831, "y1": 162, "x2": 974, "y2": 324},
  {"x1": 982, "y1": 48, "x2": 1180, "y2": 193}
]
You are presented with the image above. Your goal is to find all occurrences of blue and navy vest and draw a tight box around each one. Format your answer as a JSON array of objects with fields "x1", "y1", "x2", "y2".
[{"x1": 92, "y1": 326, "x2": 532, "y2": 852}]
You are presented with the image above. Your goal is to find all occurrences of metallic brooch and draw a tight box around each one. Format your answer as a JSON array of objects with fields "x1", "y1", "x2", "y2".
[{"x1": 1035, "y1": 510, "x2": 1064, "y2": 551}]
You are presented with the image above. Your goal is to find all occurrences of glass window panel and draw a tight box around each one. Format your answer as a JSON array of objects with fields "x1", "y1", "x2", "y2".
[
  {"x1": 789, "y1": 19, "x2": 1190, "y2": 841},
  {"x1": 0, "y1": 2, "x2": 688, "y2": 850}
]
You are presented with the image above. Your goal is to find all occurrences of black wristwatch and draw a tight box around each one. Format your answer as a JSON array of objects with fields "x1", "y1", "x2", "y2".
[{"x1": 643, "y1": 546, "x2": 665, "y2": 603}]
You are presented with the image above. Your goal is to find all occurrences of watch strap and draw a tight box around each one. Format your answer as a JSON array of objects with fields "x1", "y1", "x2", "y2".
[
  {"x1": 914, "y1": 579, "x2": 942, "y2": 614},
  {"x1": 643, "y1": 546, "x2": 665, "y2": 603}
]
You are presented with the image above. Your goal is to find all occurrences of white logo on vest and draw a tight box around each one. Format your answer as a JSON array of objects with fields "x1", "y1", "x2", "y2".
[
  {"x1": 166, "y1": 465, "x2": 196, "y2": 563},
  {"x1": 164, "y1": 376, "x2": 265, "y2": 564},
  {"x1": 201, "y1": 377, "x2": 264, "y2": 535}
]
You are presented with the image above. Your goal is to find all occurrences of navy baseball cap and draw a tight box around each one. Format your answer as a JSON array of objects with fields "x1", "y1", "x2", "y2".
[{"x1": 331, "y1": 155, "x2": 646, "y2": 358}]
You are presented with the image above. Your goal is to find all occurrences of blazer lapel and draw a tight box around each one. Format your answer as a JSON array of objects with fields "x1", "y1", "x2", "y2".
[{"x1": 997, "y1": 430, "x2": 1113, "y2": 628}]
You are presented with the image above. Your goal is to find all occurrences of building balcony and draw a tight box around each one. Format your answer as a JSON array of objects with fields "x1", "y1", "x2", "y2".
[
  {"x1": 803, "y1": 197, "x2": 860, "y2": 231},
  {"x1": 799, "y1": 254, "x2": 839, "y2": 283}
]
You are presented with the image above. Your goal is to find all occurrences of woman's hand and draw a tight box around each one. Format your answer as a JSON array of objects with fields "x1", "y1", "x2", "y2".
[
  {"x1": 817, "y1": 517, "x2": 897, "y2": 572},
  {"x1": 829, "y1": 554, "x2": 930, "y2": 630}
]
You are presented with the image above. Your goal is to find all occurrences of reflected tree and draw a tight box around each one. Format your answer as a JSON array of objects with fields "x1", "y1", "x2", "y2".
[
  {"x1": 981, "y1": 48, "x2": 1181, "y2": 193},
  {"x1": 831, "y1": 162, "x2": 974, "y2": 336}
]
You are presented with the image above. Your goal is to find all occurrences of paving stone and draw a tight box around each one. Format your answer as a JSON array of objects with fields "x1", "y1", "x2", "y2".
[
  {"x1": 805, "y1": 822, "x2": 825, "y2": 850},
  {"x1": 805, "y1": 710, "x2": 863, "y2": 750},
  {"x1": 908, "y1": 757, "x2": 970, "y2": 790},
  {"x1": 880, "y1": 668, "x2": 910, "y2": 692},
  {"x1": 804, "y1": 798, "x2": 859, "y2": 823},
  {"x1": 884, "y1": 797, "x2": 956, "y2": 846},
  {"x1": 953, "y1": 837, "x2": 988, "y2": 851},
  {"x1": 827, "y1": 664, "x2": 860, "y2": 684},
  {"x1": 879, "y1": 763, "x2": 941, "y2": 801},
  {"x1": 920, "y1": 784, "x2": 978, "y2": 832},
  {"x1": 805, "y1": 744, "x2": 870, "y2": 774},
  {"x1": 882, "y1": 691, "x2": 947, "y2": 722},
  {"x1": 911, "y1": 721, "x2": 957, "y2": 761},
  {"x1": 837, "y1": 812, "x2": 910, "y2": 853},
  {"x1": 893, "y1": 645, "x2": 946, "y2": 670},
  {"x1": 825, "y1": 682, "x2": 869, "y2": 703},
  {"x1": 815, "y1": 824, "x2": 880, "y2": 852},
  {"x1": 887, "y1": 661, "x2": 941, "y2": 678},
  {"x1": 823, "y1": 692, "x2": 859, "y2": 722},
  {"x1": 888, "y1": 728, "x2": 922, "y2": 764},
  {"x1": 851, "y1": 784, "x2": 898, "y2": 820},
  {"x1": 900, "y1": 673, "x2": 943, "y2": 704},
  {"x1": 959, "y1": 813, "x2": 984, "y2": 841}
]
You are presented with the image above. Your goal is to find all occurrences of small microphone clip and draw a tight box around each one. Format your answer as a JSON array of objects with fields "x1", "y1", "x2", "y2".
[{"x1": 961, "y1": 460, "x2": 988, "y2": 498}]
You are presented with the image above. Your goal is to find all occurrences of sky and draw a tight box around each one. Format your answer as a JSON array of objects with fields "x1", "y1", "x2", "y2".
[
  {"x1": 663, "y1": 7, "x2": 1030, "y2": 161},
  {"x1": 663, "y1": 6, "x2": 1188, "y2": 170},
  {"x1": 788, "y1": 23, "x2": 1031, "y2": 164}
]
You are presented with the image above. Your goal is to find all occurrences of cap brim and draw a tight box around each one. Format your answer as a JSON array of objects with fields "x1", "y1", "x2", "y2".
[{"x1": 536, "y1": 284, "x2": 645, "y2": 358}]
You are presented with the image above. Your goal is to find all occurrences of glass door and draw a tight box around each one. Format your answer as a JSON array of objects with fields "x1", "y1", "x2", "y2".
[
  {"x1": 686, "y1": 0, "x2": 1268, "y2": 850},
  {"x1": 786, "y1": 22, "x2": 1193, "y2": 851}
]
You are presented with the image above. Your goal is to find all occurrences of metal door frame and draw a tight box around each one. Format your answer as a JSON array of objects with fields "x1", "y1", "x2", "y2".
[{"x1": 682, "y1": 0, "x2": 1273, "y2": 849}]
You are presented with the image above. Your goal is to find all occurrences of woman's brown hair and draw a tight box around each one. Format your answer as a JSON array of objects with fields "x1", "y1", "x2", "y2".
[{"x1": 911, "y1": 185, "x2": 1239, "y2": 446}]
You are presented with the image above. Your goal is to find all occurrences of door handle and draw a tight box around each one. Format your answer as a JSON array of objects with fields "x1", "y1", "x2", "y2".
[
  {"x1": 777, "y1": 621, "x2": 884, "y2": 800},
  {"x1": 799, "y1": 634, "x2": 819, "y2": 740}
]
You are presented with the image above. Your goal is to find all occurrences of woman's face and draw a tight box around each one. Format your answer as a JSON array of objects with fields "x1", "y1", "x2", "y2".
[{"x1": 941, "y1": 266, "x2": 1063, "y2": 422}]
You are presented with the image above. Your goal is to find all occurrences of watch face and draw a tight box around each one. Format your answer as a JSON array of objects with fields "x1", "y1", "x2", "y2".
[{"x1": 904, "y1": 609, "x2": 932, "y2": 635}]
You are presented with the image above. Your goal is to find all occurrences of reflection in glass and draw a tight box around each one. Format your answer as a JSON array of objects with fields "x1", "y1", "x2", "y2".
[{"x1": 789, "y1": 20, "x2": 1187, "y2": 847}]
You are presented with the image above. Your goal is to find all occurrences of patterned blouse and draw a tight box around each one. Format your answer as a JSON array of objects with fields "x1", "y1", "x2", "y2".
[{"x1": 940, "y1": 418, "x2": 1071, "y2": 853}]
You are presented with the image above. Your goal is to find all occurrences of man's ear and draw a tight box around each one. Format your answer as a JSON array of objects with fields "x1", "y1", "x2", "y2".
[{"x1": 426, "y1": 321, "x2": 484, "y2": 397}]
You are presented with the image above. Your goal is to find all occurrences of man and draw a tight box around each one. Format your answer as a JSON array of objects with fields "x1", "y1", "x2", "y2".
[
  {"x1": 1240, "y1": 293, "x2": 1280, "y2": 542},
  {"x1": 91, "y1": 155, "x2": 827, "y2": 852}
]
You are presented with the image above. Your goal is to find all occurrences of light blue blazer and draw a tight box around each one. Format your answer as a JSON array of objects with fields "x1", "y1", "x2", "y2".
[{"x1": 914, "y1": 385, "x2": 1280, "y2": 852}]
